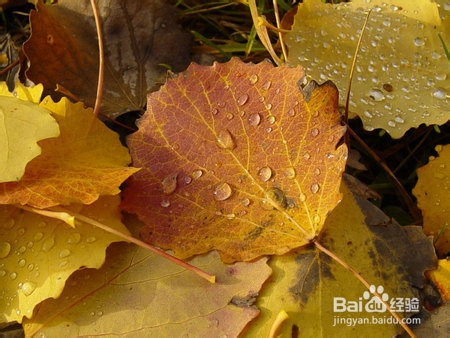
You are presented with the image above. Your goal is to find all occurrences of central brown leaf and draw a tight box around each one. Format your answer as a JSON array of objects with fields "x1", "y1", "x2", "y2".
[{"x1": 121, "y1": 58, "x2": 347, "y2": 262}]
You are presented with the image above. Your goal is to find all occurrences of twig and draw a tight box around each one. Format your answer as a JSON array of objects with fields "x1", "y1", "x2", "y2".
[{"x1": 90, "y1": 0, "x2": 104, "y2": 118}]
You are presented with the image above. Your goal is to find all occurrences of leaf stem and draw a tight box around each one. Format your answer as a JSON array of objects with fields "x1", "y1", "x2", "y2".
[
  {"x1": 65, "y1": 209, "x2": 216, "y2": 283},
  {"x1": 313, "y1": 239, "x2": 417, "y2": 338},
  {"x1": 90, "y1": 0, "x2": 104, "y2": 118}
]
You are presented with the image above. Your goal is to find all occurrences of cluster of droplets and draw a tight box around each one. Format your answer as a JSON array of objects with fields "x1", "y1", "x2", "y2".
[{"x1": 285, "y1": 1, "x2": 450, "y2": 137}]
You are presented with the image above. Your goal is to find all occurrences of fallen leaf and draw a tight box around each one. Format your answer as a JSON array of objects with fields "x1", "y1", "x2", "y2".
[
  {"x1": 244, "y1": 176, "x2": 436, "y2": 336},
  {"x1": 426, "y1": 259, "x2": 450, "y2": 302},
  {"x1": 413, "y1": 144, "x2": 450, "y2": 257},
  {"x1": 23, "y1": 0, "x2": 192, "y2": 117},
  {"x1": 0, "y1": 82, "x2": 59, "y2": 182},
  {"x1": 0, "y1": 96, "x2": 139, "y2": 208},
  {"x1": 0, "y1": 195, "x2": 130, "y2": 324},
  {"x1": 22, "y1": 241, "x2": 271, "y2": 337},
  {"x1": 285, "y1": 0, "x2": 449, "y2": 138},
  {"x1": 121, "y1": 57, "x2": 348, "y2": 263}
]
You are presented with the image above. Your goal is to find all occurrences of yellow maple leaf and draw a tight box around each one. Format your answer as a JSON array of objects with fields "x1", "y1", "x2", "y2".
[{"x1": 0, "y1": 82, "x2": 59, "y2": 182}]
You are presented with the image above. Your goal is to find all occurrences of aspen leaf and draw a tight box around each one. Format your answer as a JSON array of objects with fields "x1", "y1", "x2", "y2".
[
  {"x1": 285, "y1": 0, "x2": 449, "y2": 138},
  {"x1": 245, "y1": 177, "x2": 436, "y2": 337},
  {"x1": 0, "y1": 195, "x2": 130, "y2": 324},
  {"x1": 0, "y1": 96, "x2": 139, "y2": 208},
  {"x1": 22, "y1": 242, "x2": 271, "y2": 337},
  {"x1": 23, "y1": 0, "x2": 192, "y2": 117},
  {"x1": 0, "y1": 82, "x2": 59, "y2": 182},
  {"x1": 413, "y1": 144, "x2": 450, "y2": 257},
  {"x1": 121, "y1": 58, "x2": 348, "y2": 262}
]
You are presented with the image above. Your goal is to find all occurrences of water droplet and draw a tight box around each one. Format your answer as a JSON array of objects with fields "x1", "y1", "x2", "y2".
[
  {"x1": 314, "y1": 168, "x2": 321, "y2": 175},
  {"x1": 414, "y1": 37, "x2": 425, "y2": 47},
  {"x1": 303, "y1": 152, "x2": 311, "y2": 160},
  {"x1": 262, "y1": 81, "x2": 272, "y2": 90},
  {"x1": 249, "y1": 74, "x2": 258, "y2": 84},
  {"x1": 160, "y1": 199, "x2": 171, "y2": 207},
  {"x1": 241, "y1": 198, "x2": 251, "y2": 207},
  {"x1": 192, "y1": 169, "x2": 203, "y2": 179},
  {"x1": 0, "y1": 242, "x2": 11, "y2": 258},
  {"x1": 394, "y1": 116, "x2": 405, "y2": 124},
  {"x1": 287, "y1": 109, "x2": 295, "y2": 117},
  {"x1": 237, "y1": 94, "x2": 249, "y2": 106},
  {"x1": 22, "y1": 282, "x2": 36, "y2": 296},
  {"x1": 310, "y1": 183, "x2": 320, "y2": 194},
  {"x1": 258, "y1": 166, "x2": 273, "y2": 182},
  {"x1": 267, "y1": 115, "x2": 276, "y2": 124},
  {"x1": 9, "y1": 272, "x2": 17, "y2": 280},
  {"x1": 226, "y1": 113, "x2": 234, "y2": 120},
  {"x1": 18, "y1": 245, "x2": 26, "y2": 253},
  {"x1": 213, "y1": 182, "x2": 233, "y2": 201},
  {"x1": 432, "y1": 88, "x2": 447, "y2": 99},
  {"x1": 265, "y1": 103, "x2": 273, "y2": 110},
  {"x1": 387, "y1": 120, "x2": 396, "y2": 127},
  {"x1": 86, "y1": 236, "x2": 97, "y2": 243},
  {"x1": 33, "y1": 232, "x2": 44, "y2": 242},
  {"x1": 311, "y1": 128, "x2": 320, "y2": 137},
  {"x1": 211, "y1": 108, "x2": 218, "y2": 115},
  {"x1": 285, "y1": 167, "x2": 296, "y2": 179},
  {"x1": 248, "y1": 113, "x2": 261, "y2": 126},
  {"x1": 59, "y1": 249, "x2": 71, "y2": 258},
  {"x1": 41, "y1": 237, "x2": 55, "y2": 252},
  {"x1": 217, "y1": 129, "x2": 236, "y2": 149},
  {"x1": 18, "y1": 259, "x2": 26, "y2": 268},
  {"x1": 162, "y1": 172, "x2": 178, "y2": 194},
  {"x1": 27, "y1": 264, "x2": 34, "y2": 271},
  {"x1": 368, "y1": 88, "x2": 385, "y2": 101},
  {"x1": 299, "y1": 193, "x2": 306, "y2": 202},
  {"x1": 0, "y1": 270, "x2": 6, "y2": 277},
  {"x1": 313, "y1": 214, "x2": 321, "y2": 224},
  {"x1": 434, "y1": 172, "x2": 445, "y2": 179},
  {"x1": 171, "y1": 143, "x2": 180, "y2": 151},
  {"x1": 67, "y1": 233, "x2": 81, "y2": 244}
]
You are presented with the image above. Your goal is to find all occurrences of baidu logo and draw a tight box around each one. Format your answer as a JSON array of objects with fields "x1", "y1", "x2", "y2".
[{"x1": 333, "y1": 284, "x2": 419, "y2": 313}]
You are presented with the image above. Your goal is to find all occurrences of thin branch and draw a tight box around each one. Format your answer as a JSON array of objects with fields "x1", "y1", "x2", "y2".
[{"x1": 90, "y1": 0, "x2": 104, "y2": 118}]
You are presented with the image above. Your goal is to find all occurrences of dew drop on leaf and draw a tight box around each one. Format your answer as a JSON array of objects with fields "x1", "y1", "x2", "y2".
[
  {"x1": 299, "y1": 193, "x2": 306, "y2": 202},
  {"x1": 237, "y1": 94, "x2": 249, "y2": 106},
  {"x1": 9, "y1": 272, "x2": 17, "y2": 280},
  {"x1": 432, "y1": 88, "x2": 447, "y2": 99},
  {"x1": 59, "y1": 249, "x2": 71, "y2": 258},
  {"x1": 313, "y1": 214, "x2": 321, "y2": 224},
  {"x1": 18, "y1": 259, "x2": 26, "y2": 267},
  {"x1": 368, "y1": 88, "x2": 385, "y2": 101},
  {"x1": 192, "y1": 169, "x2": 203, "y2": 179},
  {"x1": 303, "y1": 152, "x2": 311, "y2": 160},
  {"x1": 249, "y1": 74, "x2": 258, "y2": 84},
  {"x1": 226, "y1": 113, "x2": 234, "y2": 120},
  {"x1": 265, "y1": 103, "x2": 273, "y2": 110},
  {"x1": 287, "y1": 108, "x2": 295, "y2": 117},
  {"x1": 314, "y1": 168, "x2": 321, "y2": 175},
  {"x1": 22, "y1": 282, "x2": 36, "y2": 296},
  {"x1": 310, "y1": 128, "x2": 320, "y2": 137},
  {"x1": 310, "y1": 183, "x2": 320, "y2": 194},
  {"x1": 262, "y1": 81, "x2": 272, "y2": 90},
  {"x1": 217, "y1": 129, "x2": 236, "y2": 149},
  {"x1": 0, "y1": 242, "x2": 11, "y2": 258},
  {"x1": 4, "y1": 219, "x2": 15, "y2": 230},
  {"x1": 241, "y1": 198, "x2": 251, "y2": 207},
  {"x1": 33, "y1": 232, "x2": 44, "y2": 241},
  {"x1": 41, "y1": 237, "x2": 55, "y2": 252},
  {"x1": 248, "y1": 113, "x2": 261, "y2": 126},
  {"x1": 160, "y1": 199, "x2": 171, "y2": 207},
  {"x1": 213, "y1": 182, "x2": 233, "y2": 201},
  {"x1": 413, "y1": 37, "x2": 425, "y2": 47},
  {"x1": 258, "y1": 166, "x2": 273, "y2": 182},
  {"x1": 162, "y1": 172, "x2": 178, "y2": 194},
  {"x1": 267, "y1": 115, "x2": 276, "y2": 124},
  {"x1": 285, "y1": 167, "x2": 296, "y2": 179}
]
